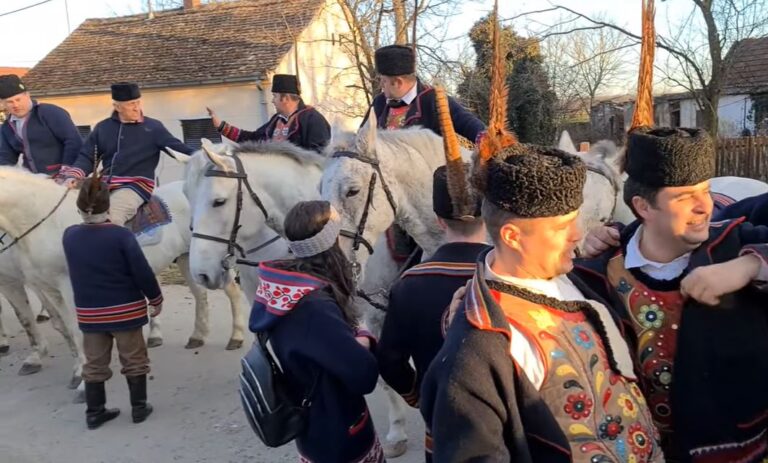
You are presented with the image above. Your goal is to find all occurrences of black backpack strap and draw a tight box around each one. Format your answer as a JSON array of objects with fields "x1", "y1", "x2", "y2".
[{"x1": 257, "y1": 331, "x2": 321, "y2": 409}]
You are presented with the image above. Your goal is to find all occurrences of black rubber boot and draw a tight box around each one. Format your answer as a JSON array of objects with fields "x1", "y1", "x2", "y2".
[
  {"x1": 85, "y1": 382, "x2": 120, "y2": 430},
  {"x1": 127, "y1": 375, "x2": 153, "y2": 423}
]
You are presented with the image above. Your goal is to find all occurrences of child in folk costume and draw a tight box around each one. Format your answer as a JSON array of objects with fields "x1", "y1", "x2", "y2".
[
  {"x1": 248, "y1": 200, "x2": 384, "y2": 463},
  {"x1": 63, "y1": 175, "x2": 162, "y2": 429}
]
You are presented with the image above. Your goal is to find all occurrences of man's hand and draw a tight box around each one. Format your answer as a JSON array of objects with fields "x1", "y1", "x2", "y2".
[
  {"x1": 355, "y1": 336, "x2": 371, "y2": 349},
  {"x1": 680, "y1": 254, "x2": 761, "y2": 306},
  {"x1": 582, "y1": 225, "x2": 621, "y2": 258},
  {"x1": 63, "y1": 178, "x2": 79, "y2": 189},
  {"x1": 206, "y1": 107, "x2": 222, "y2": 129},
  {"x1": 446, "y1": 283, "x2": 469, "y2": 326},
  {"x1": 149, "y1": 304, "x2": 162, "y2": 318}
]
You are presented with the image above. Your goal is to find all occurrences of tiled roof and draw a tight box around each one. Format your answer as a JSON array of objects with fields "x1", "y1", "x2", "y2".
[
  {"x1": 723, "y1": 37, "x2": 768, "y2": 95},
  {"x1": 0, "y1": 67, "x2": 30, "y2": 77},
  {"x1": 24, "y1": 0, "x2": 325, "y2": 96}
]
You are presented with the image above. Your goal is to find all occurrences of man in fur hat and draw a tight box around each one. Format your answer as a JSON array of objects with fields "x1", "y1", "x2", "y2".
[
  {"x1": 0, "y1": 74, "x2": 82, "y2": 178},
  {"x1": 377, "y1": 165, "x2": 487, "y2": 461},
  {"x1": 207, "y1": 74, "x2": 331, "y2": 153},
  {"x1": 574, "y1": 127, "x2": 768, "y2": 461},
  {"x1": 65, "y1": 82, "x2": 194, "y2": 225},
  {"x1": 63, "y1": 176, "x2": 163, "y2": 430},
  {"x1": 420, "y1": 144, "x2": 663, "y2": 462},
  {"x1": 362, "y1": 45, "x2": 485, "y2": 143}
]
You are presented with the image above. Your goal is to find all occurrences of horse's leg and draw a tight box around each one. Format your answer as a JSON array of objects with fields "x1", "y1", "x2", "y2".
[
  {"x1": 2, "y1": 284, "x2": 49, "y2": 374},
  {"x1": 32, "y1": 288, "x2": 51, "y2": 323},
  {"x1": 223, "y1": 274, "x2": 246, "y2": 351},
  {"x1": 41, "y1": 287, "x2": 85, "y2": 395},
  {"x1": 177, "y1": 254, "x2": 209, "y2": 349},
  {"x1": 0, "y1": 300, "x2": 7, "y2": 355}
]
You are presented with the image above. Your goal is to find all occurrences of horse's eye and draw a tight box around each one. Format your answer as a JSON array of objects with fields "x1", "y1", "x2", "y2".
[
  {"x1": 346, "y1": 188, "x2": 360, "y2": 198},
  {"x1": 212, "y1": 198, "x2": 226, "y2": 208}
]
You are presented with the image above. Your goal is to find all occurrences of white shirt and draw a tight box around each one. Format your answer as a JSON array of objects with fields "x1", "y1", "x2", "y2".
[
  {"x1": 485, "y1": 251, "x2": 636, "y2": 389},
  {"x1": 625, "y1": 225, "x2": 690, "y2": 280},
  {"x1": 387, "y1": 83, "x2": 418, "y2": 107},
  {"x1": 10, "y1": 114, "x2": 26, "y2": 135}
]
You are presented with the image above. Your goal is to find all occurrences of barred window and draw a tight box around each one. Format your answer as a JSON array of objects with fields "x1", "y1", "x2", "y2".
[
  {"x1": 76, "y1": 125, "x2": 91, "y2": 139},
  {"x1": 181, "y1": 118, "x2": 222, "y2": 150}
]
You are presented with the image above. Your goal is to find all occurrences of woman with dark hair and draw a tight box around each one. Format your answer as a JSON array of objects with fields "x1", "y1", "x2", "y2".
[{"x1": 248, "y1": 200, "x2": 385, "y2": 463}]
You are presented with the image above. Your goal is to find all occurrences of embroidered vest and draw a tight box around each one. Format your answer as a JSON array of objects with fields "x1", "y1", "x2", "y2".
[
  {"x1": 606, "y1": 254, "x2": 684, "y2": 445},
  {"x1": 385, "y1": 106, "x2": 409, "y2": 130},
  {"x1": 271, "y1": 117, "x2": 292, "y2": 142},
  {"x1": 493, "y1": 286, "x2": 662, "y2": 463}
]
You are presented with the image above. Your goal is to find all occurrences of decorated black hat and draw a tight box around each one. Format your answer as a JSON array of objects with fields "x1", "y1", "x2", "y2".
[
  {"x1": 625, "y1": 127, "x2": 715, "y2": 188},
  {"x1": 433, "y1": 165, "x2": 482, "y2": 220},
  {"x1": 111, "y1": 82, "x2": 141, "y2": 102},
  {"x1": 375, "y1": 45, "x2": 416, "y2": 76},
  {"x1": 272, "y1": 74, "x2": 301, "y2": 95},
  {"x1": 0, "y1": 74, "x2": 27, "y2": 99},
  {"x1": 76, "y1": 178, "x2": 111, "y2": 215}
]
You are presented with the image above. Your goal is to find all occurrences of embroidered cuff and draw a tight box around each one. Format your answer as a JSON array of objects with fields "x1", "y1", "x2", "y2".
[
  {"x1": 355, "y1": 328, "x2": 377, "y2": 351},
  {"x1": 148, "y1": 294, "x2": 164, "y2": 306},
  {"x1": 740, "y1": 244, "x2": 768, "y2": 289},
  {"x1": 219, "y1": 121, "x2": 240, "y2": 141},
  {"x1": 64, "y1": 167, "x2": 86, "y2": 179}
]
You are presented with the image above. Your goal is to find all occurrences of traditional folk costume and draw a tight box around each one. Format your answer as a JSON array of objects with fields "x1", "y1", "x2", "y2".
[
  {"x1": 0, "y1": 74, "x2": 83, "y2": 177},
  {"x1": 62, "y1": 176, "x2": 162, "y2": 429},
  {"x1": 575, "y1": 128, "x2": 768, "y2": 462},
  {"x1": 248, "y1": 207, "x2": 385, "y2": 463},
  {"x1": 216, "y1": 74, "x2": 331, "y2": 153},
  {"x1": 377, "y1": 164, "x2": 486, "y2": 461},
  {"x1": 420, "y1": 147, "x2": 663, "y2": 462},
  {"x1": 66, "y1": 83, "x2": 194, "y2": 225}
]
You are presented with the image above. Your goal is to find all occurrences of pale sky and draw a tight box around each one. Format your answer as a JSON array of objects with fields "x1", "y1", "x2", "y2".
[{"x1": 1, "y1": 0, "x2": 693, "y2": 73}]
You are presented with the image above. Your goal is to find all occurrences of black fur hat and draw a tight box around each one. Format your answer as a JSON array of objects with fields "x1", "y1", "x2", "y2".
[
  {"x1": 76, "y1": 178, "x2": 110, "y2": 215},
  {"x1": 625, "y1": 126, "x2": 715, "y2": 188},
  {"x1": 0, "y1": 74, "x2": 27, "y2": 99},
  {"x1": 111, "y1": 82, "x2": 141, "y2": 102},
  {"x1": 479, "y1": 145, "x2": 586, "y2": 218},
  {"x1": 271, "y1": 74, "x2": 300, "y2": 95},
  {"x1": 433, "y1": 165, "x2": 482, "y2": 220},
  {"x1": 375, "y1": 45, "x2": 416, "y2": 76}
]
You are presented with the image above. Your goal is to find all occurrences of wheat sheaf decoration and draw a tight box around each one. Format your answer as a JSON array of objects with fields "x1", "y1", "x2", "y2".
[{"x1": 631, "y1": 0, "x2": 656, "y2": 130}]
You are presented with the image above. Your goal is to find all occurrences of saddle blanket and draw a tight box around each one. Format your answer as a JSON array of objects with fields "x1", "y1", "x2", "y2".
[{"x1": 126, "y1": 196, "x2": 172, "y2": 246}]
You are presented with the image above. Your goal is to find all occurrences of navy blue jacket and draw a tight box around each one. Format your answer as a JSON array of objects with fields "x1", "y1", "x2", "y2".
[
  {"x1": 361, "y1": 81, "x2": 486, "y2": 143},
  {"x1": 218, "y1": 102, "x2": 331, "y2": 153},
  {"x1": 574, "y1": 219, "x2": 768, "y2": 461},
  {"x1": 69, "y1": 113, "x2": 193, "y2": 200},
  {"x1": 377, "y1": 242, "x2": 487, "y2": 407},
  {"x1": 0, "y1": 101, "x2": 82, "y2": 175},
  {"x1": 63, "y1": 222, "x2": 162, "y2": 332},
  {"x1": 249, "y1": 264, "x2": 381, "y2": 462}
]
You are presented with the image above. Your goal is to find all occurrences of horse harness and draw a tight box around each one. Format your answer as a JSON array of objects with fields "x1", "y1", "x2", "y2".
[
  {"x1": 191, "y1": 153, "x2": 282, "y2": 269},
  {"x1": 0, "y1": 188, "x2": 70, "y2": 255}
]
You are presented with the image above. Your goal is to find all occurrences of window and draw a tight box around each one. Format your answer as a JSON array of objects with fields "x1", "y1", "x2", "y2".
[
  {"x1": 181, "y1": 118, "x2": 222, "y2": 150},
  {"x1": 670, "y1": 101, "x2": 681, "y2": 128},
  {"x1": 76, "y1": 125, "x2": 91, "y2": 139}
]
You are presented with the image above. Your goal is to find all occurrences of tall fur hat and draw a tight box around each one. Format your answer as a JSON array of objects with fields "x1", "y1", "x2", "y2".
[
  {"x1": 375, "y1": 45, "x2": 416, "y2": 76},
  {"x1": 76, "y1": 178, "x2": 110, "y2": 215}
]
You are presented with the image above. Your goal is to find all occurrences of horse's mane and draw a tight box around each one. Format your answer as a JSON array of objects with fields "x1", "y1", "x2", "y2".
[
  {"x1": 233, "y1": 140, "x2": 326, "y2": 170},
  {"x1": 0, "y1": 166, "x2": 60, "y2": 187},
  {"x1": 580, "y1": 140, "x2": 624, "y2": 186}
]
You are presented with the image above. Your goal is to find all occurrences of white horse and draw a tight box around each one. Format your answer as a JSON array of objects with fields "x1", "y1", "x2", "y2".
[
  {"x1": 0, "y1": 167, "x2": 248, "y2": 393},
  {"x1": 174, "y1": 140, "x2": 412, "y2": 457}
]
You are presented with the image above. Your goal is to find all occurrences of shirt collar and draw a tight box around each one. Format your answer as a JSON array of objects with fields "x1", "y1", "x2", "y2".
[
  {"x1": 401, "y1": 82, "x2": 418, "y2": 105},
  {"x1": 625, "y1": 224, "x2": 690, "y2": 279},
  {"x1": 484, "y1": 250, "x2": 584, "y2": 301}
]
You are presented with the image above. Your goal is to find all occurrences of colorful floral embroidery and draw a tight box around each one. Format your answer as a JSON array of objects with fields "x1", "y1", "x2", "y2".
[
  {"x1": 652, "y1": 365, "x2": 673, "y2": 390},
  {"x1": 616, "y1": 438, "x2": 628, "y2": 460},
  {"x1": 599, "y1": 415, "x2": 624, "y2": 440},
  {"x1": 628, "y1": 423, "x2": 652, "y2": 458},
  {"x1": 616, "y1": 278, "x2": 632, "y2": 294},
  {"x1": 617, "y1": 393, "x2": 639, "y2": 418},
  {"x1": 629, "y1": 382, "x2": 647, "y2": 405},
  {"x1": 637, "y1": 304, "x2": 665, "y2": 329},
  {"x1": 572, "y1": 326, "x2": 595, "y2": 349},
  {"x1": 529, "y1": 309, "x2": 557, "y2": 330},
  {"x1": 564, "y1": 393, "x2": 594, "y2": 420}
]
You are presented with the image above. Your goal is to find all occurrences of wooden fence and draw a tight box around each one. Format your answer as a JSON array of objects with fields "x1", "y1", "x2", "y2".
[{"x1": 717, "y1": 136, "x2": 768, "y2": 183}]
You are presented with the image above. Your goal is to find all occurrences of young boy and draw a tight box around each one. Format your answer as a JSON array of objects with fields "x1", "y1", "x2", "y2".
[{"x1": 63, "y1": 176, "x2": 163, "y2": 429}]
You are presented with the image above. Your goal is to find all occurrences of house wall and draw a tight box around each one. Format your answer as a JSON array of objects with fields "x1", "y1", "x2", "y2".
[{"x1": 718, "y1": 94, "x2": 753, "y2": 136}]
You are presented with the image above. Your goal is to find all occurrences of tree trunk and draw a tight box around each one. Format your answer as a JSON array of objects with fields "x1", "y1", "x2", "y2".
[
  {"x1": 695, "y1": 0, "x2": 723, "y2": 138},
  {"x1": 393, "y1": 0, "x2": 408, "y2": 44}
]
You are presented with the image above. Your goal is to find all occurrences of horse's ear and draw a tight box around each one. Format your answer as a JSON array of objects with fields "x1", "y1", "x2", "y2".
[
  {"x1": 557, "y1": 130, "x2": 577, "y2": 154},
  {"x1": 357, "y1": 108, "x2": 378, "y2": 155},
  {"x1": 202, "y1": 145, "x2": 230, "y2": 172},
  {"x1": 165, "y1": 147, "x2": 190, "y2": 164}
]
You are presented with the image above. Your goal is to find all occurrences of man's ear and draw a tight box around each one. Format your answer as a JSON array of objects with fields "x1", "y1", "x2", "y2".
[
  {"x1": 499, "y1": 222, "x2": 522, "y2": 251},
  {"x1": 632, "y1": 196, "x2": 652, "y2": 221}
]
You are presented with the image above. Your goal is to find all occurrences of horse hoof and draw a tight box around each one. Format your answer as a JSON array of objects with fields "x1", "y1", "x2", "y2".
[
  {"x1": 68, "y1": 375, "x2": 82, "y2": 390},
  {"x1": 185, "y1": 338, "x2": 204, "y2": 349},
  {"x1": 18, "y1": 363, "x2": 42, "y2": 376},
  {"x1": 383, "y1": 440, "x2": 408, "y2": 458},
  {"x1": 0, "y1": 345, "x2": 9, "y2": 356},
  {"x1": 225, "y1": 339, "x2": 243, "y2": 351},
  {"x1": 147, "y1": 337, "x2": 163, "y2": 348},
  {"x1": 36, "y1": 314, "x2": 50, "y2": 323},
  {"x1": 73, "y1": 389, "x2": 86, "y2": 404}
]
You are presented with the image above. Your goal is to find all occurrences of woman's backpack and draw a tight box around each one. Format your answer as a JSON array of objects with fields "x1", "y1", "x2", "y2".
[{"x1": 238, "y1": 332, "x2": 318, "y2": 447}]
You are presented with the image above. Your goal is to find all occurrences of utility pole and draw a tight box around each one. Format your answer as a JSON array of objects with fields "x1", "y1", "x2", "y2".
[
  {"x1": 147, "y1": 0, "x2": 154, "y2": 19},
  {"x1": 64, "y1": 0, "x2": 71, "y2": 32}
]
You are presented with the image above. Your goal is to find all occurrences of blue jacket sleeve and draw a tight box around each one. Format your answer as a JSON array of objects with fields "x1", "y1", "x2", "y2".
[
  {"x1": 377, "y1": 285, "x2": 419, "y2": 406},
  {"x1": 155, "y1": 122, "x2": 194, "y2": 155},
  {"x1": 0, "y1": 125, "x2": 19, "y2": 166},
  {"x1": 448, "y1": 96, "x2": 486, "y2": 143},
  {"x1": 294, "y1": 299, "x2": 379, "y2": 396},
  {"x1": 121, "y1": 230, "x2": 163, "y2": 305},
  {"x1": 38, "y1": 104, "x2": 82, "y2": 166}
]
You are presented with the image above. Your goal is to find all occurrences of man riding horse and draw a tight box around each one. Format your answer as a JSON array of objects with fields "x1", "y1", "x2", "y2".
[{"x1": 65, "y1": 83, "x2": 195, "y2": 226}]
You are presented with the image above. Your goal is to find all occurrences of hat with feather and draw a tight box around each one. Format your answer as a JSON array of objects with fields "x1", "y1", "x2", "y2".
[
  {"x1": 469, "y1": 1, "x2": 585, "y2": 218},
  {"x1": 624, "y1": 0, "x2": 715, "y2": 188},
  {"x1": 76, "y1": 148, "x2": 110, "y2": 215}
]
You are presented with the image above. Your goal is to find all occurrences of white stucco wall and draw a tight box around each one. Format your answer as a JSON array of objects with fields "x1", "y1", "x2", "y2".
[
  {"x1": 718, "y1": 94, "x2": 753, "y2": 137},
  {"x1": 679, "y1": 99, "x2": 698, "y2": 127}
]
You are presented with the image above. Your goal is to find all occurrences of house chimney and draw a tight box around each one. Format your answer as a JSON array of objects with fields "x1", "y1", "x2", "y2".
[
  {"x1": 578, "y1": 142, "x2": 591, "y2": 152},
  {"x1": 184, "y1": 0, "x2": 201, "y2": 9}
]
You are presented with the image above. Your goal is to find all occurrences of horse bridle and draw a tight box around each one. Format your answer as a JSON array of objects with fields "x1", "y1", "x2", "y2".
[
  {"x1": 191, "y1": 153, "x2": 281, "y2": 269},
  {"x1": 331, "y1": 150, "x2": 398, "y2": 257},
  {"x1": 0, "y1": 188, "x2": 70, "y2": 255},
  {"x1": 586, "y1": 164, "x2": 620, "y2": 220}
]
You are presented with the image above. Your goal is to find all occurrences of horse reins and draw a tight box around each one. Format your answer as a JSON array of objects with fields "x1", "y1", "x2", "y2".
[
  {"x1": 0, "y1": 188, "x2": 70, "y2": 254},
  {"x1": 191, "y1": 153, "x2": 281, "y2": 269}
]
